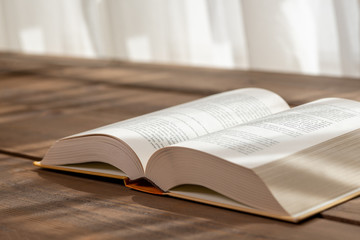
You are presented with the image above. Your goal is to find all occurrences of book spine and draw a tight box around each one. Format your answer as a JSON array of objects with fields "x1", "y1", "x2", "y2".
[{"x1": 124, "y1": 178, "x2": 165, "y2": 195}]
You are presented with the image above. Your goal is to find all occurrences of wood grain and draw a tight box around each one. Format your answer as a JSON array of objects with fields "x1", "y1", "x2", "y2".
[
  {"x1": 321, "y1": 198, "x2": 360, "y2": 225},
  {"x1": 1, "y1": 154, "x2": 360, "y2": 240},
  {"x1": 1, "y1": 52, "x2": 360, "y2": 238},
  {"x1": 2, "y1": 52, "x2": 360, "y2": 105}
]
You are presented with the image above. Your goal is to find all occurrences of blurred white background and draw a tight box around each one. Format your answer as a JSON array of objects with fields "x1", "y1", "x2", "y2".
[{"x1": 0, "y1": 0, "x2": 359, "y2": 77}]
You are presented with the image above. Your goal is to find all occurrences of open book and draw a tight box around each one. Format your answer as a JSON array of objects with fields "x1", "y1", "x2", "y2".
[{"x1": 34, "y1": 88, "x2": 360, "y2": 222}]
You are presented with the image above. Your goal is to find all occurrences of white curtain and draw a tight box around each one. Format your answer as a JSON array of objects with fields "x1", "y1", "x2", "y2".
[{"x1": 0, "y1": 0, "x2": 359, "y2": 77}]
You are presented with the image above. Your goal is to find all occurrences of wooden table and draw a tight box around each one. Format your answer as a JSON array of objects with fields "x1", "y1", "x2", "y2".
[{"x1": 1, "y1": 52, "x2": 360, "y2": 239}]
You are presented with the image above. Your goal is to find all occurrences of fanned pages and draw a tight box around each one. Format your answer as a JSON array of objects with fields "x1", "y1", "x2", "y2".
[
  {"x1": 36, "y1": 88, "x2": 360, "y2": 222},
  {"x1": 41, "y1": 88, "x2": 289, "y2": 179}
]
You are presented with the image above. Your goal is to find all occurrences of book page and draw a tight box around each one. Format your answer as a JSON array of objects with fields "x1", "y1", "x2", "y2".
[
  {"x1": 68, "y1": 88, "x2": 289, "y2": 168},
  {"x1": 176, "y1": 98, "x2": 360, "y2": 169}
]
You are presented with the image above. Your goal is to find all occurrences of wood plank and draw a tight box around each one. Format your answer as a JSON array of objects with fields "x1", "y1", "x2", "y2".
[
  {"x1": 1, "y1": 154, "x2": 359, "y2": 240},
  {"x1": 34, "y1": 63, "x2": 360, "y2": 105},
  {"x1": 321, "y1": 197, "x2": 360, "y2": 225},
  {"x1": 0, "y1": 56, "x2": 57, "y2": 73},
  {"x1": 2, "y1": 52, "x2": 360, "y2": 105}
]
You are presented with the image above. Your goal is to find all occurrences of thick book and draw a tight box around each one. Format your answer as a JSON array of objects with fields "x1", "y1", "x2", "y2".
[{"x1": 34, "y1": 88, "x2": 360, "y2": 222}]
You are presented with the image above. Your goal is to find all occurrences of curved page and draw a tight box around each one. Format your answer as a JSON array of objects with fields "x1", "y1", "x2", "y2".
[{"x1": 65, "y1": 88, "x2": 289, "y2": 170}]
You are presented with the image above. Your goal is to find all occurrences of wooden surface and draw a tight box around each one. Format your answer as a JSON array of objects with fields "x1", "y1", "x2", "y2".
[{"x1": 1, "y1": 52, "x2": 360, "y2": 239}]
